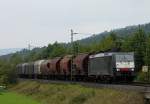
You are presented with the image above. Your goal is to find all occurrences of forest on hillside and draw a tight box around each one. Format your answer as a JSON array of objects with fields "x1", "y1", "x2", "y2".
[{"x1": 0, "y1": 26, "x2": 150, "y2": 85}]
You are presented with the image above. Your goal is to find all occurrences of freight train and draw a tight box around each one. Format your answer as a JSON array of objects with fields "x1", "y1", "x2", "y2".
[{"x1": 16, "y1": 52, "x2": 135, "y2": 82}]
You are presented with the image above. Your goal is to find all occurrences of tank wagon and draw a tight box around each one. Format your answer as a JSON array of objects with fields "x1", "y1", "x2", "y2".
[
  {"x1": 16, "y1": 64, "x2": 23, "y2": 77},
  {"x1": 73, "y1": 53, "x2": 90, "y2": 80},
  {"x1": 40, "y1": 60, "x2": 51, "y2": 78},
  {"x1": 50, "y1": 57, "x2": 62, "y2": 75},
  {"x1": 60, "y1": 55, "x2": 72, "y2": 79},
  {"x1": 16, "y1": 52, "x2": 135, "y2": 82},
  {"x1": 34, "y1": 60, "x2": 45, "y2": 78}
]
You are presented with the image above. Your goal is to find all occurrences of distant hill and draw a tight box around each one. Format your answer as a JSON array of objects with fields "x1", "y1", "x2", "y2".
[
  {"x1": 0, "y1": 48, "x2": 22, "y2": 56},
  {"x1": 79, "y1": 22, "x2": 150, "y2": 45},
  {"x1": 0, "y1": 47, "x2": 45, "y2": 61},
  {"x1": 0, "y1": 22, "x2": 150, "y2": 60}
]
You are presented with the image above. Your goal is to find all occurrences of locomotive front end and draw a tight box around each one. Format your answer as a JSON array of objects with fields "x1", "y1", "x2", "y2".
[{"x1": 114, "y1": 52, "x2": 135, "y2": 81}]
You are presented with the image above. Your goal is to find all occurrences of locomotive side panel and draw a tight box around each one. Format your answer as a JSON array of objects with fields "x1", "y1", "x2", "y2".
[{"x1": 88, "y1": 55, "x2": 113, "y2": 76}]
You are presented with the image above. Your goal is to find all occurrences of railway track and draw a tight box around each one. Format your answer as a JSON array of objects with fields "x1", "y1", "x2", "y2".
[
  {"x1": 18, "y1": 78, "x2": 150, "y2": 92},
  {"x1": 131, "y1": 82, "x2": 150, "y2": 87}
]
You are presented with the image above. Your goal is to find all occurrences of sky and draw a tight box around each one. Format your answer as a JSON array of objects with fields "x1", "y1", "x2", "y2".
[{"x1": 0, "y1": 0, "x2": 150, "y2": 49}]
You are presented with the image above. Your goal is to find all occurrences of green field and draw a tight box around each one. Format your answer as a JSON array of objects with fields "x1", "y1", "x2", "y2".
[{"x1": 0, "y1": 90, "x2": 40, "y2": 104}]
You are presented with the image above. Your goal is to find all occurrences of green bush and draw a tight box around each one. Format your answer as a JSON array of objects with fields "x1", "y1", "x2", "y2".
[
  {"x1": 136, "y1": 71, "x2": 150, "y2": 82},
  {"x1": 0, "y1": 60, "x2": 17, "y2": 85}
]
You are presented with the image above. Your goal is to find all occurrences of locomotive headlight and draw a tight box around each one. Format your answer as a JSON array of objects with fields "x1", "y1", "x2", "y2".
[
  {"x1": 131, "y1": 68, "x2": 134, "y2": 71},
  {"x1": 117, "y1": 68, "x2": 120, "y2": 71}
]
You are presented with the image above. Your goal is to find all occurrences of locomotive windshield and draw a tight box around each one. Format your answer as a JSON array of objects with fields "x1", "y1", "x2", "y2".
[
  {"x1": 116, "y1": 55, "x2": 134, "y2": 62},
  {"x1": 115, "y1": 54, "x2": 135, "y2": 68}
]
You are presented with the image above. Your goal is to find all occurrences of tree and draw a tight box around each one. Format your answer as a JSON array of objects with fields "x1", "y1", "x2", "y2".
[
  {"x1": 49, "y1": 42, "x2": 67, "y2": 58},
  {"x1": 93, "y1": 32, "x2": 119, "y2": 52},
  {"x1": 121, "y1": 27, "x2": 147, "y2": 71},
  {"x1": 0, "y1": 60, "x2": 17, "y2": 85}
]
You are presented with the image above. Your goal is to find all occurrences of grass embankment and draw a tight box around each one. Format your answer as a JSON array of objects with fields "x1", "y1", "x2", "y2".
[
  {"x1": 0, "y1": 90, "x2": 40, "y2": 104},
  {"x1": 10, "y1": 81, "x2": 144, "y2": 104}
]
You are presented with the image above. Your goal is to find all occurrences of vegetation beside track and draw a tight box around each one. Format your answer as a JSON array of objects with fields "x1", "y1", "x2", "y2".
[
  {"x1": 0, "y1": 89, "x2": 40, "y2": 104},
  {"x1": 10, "y1": 81, "x2": 144, "y2": 104}
]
